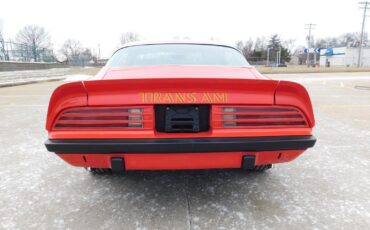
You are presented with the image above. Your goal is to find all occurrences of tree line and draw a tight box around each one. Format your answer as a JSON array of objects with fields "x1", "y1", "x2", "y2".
[
  {"x1": 0, "y1": 24, "x2": 367, "y2": 65},
  {"x1": 0, "y1": 25, "x2": 97, "y2": 65}
]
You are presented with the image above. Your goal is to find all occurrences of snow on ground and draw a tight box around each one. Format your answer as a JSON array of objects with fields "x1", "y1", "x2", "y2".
[
  {"x1": 0, "y1": 69, "x2": 93, "y2": 86},
  {"x1": 63, "y1": 74, "x2": 92, "y2": 82}
]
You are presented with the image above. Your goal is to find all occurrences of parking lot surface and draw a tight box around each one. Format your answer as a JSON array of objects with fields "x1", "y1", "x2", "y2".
[{"x1": 0, "y1": 72, "x2": 369, "y2": 229}]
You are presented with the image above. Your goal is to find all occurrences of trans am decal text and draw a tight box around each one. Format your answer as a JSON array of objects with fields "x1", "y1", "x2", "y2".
[{"x1": 139, "y1": 92, "x2": 228, "y2": 103}]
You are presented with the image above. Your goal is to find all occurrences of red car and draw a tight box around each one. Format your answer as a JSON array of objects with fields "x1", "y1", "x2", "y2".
[{"x1": 45, "y1": 41, "x2": 316, "y2": 173}]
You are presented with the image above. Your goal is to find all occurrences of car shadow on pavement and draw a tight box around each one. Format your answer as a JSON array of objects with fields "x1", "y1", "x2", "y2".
[
  {"x1": 49, "y1": 168, "x2": 289, "y2": 229},
  {"x1": 80, "y1": 169, "x2": 277, "y2": 218}
]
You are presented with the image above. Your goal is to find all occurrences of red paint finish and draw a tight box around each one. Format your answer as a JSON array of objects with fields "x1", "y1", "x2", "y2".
[
  {"x1": 275, "y1": 81, "x2": 315, "y2": 127},
  {"x1": 57, "y1": 150, "x2": 305, "y2": 170},
  {"x1": 48, "y1": 128, "x2": 312, "y2": 139},
  {"x1": 45, "y1": 56, "x2": 315, "y2": 170},
  {"x1": 83, "y1": 78, "x2": 279, "y2": 106},
  {"x1": 46, "y1": 82, "x2": 87, "y2": 130}
]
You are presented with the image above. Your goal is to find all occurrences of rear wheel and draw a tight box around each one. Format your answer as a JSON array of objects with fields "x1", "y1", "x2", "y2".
[{"x1": 85, "y1": 167, "x2": 112, "y2": 174}]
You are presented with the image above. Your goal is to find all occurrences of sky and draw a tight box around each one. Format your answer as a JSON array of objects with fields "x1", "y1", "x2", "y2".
[{"x1": 0, "y1": 0, "x2": 364, "y2": 58}]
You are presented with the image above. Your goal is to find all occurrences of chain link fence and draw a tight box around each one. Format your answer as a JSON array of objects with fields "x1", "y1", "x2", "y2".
[
  {"x1": 0, "y1": 40, "x2": 55, "y2": 62},
  {"x1": 247, "y1": 57, "x2": 270, "y2": 66}
]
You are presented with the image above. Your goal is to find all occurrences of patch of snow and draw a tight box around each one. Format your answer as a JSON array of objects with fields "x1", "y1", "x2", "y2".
[
  {"x1": 235, "y1": 212, "x2": 246, "y2": 221},
  {"x1": 63, "y1": 74, "x2": 92, "y2": 82}
]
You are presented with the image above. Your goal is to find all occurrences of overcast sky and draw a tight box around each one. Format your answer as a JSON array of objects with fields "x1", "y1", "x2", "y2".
[{"x1": 0, "y1": 0, "x2": 364, "y2": 58}]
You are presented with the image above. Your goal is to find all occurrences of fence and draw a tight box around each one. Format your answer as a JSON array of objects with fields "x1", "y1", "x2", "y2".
[
  {"x1": 0, "y1": 40, "x2": 55, "y2": 63},
  {"x1": 248, "y1": 57, "x2": 270, "y2": 66},
  {"x1": 247, "y1": 57, "x2": 287, "y2": 66}
]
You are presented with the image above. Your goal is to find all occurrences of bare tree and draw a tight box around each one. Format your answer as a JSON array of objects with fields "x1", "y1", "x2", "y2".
[
  {"x1": 236, "y1": 39, "x2": 254, "y2": 59},
  {"x1": 254, "y1": 37, "x2": 267, "y2": 51},
  {"x1": 236, "y1": 35, "x2": 291, "y2": 64},
  {"x1": 119, "y1": 32, "x2": 140, "y2": 45},
  {"x1": 59, "y1": 39, "x2": 96, "y2": 66},
  {"x1": 338, "y1": 32, "x2": 367, "y2": 47},
  {"x1": 79, "y1": 48, "x2": 94, "y2": 66},
  {"x1": 283, "y1": 39, "x2": 296, "y2": 53},
  {"x1": 60, "y1": 39, "x2": 83, "y2": 62},
  {"x1": 315, "y1": 32, "x2": 367, "y2": 48},
  {"x1": 15, "y1": 25, "x2": 51, "y2": 62},
  {"x1": 0, "y1": 22, "x2": 8, "y2": 61}
]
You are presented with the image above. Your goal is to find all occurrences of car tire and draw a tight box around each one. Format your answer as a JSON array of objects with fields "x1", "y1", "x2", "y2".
[
  {"x1": 85, "y1": 167, "x2": 112, "y2": 174},
  {"x1": 250, "y1": 164, "x2": 272, "y2": 172}
]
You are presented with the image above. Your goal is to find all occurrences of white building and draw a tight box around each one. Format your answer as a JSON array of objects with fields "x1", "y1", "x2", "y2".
[{"x1": 320, "y1": 47, "x2": 370, "y2": 67}]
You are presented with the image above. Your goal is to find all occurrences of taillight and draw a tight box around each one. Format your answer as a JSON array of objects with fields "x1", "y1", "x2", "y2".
[
  {"x1": 213, "y1": 105, "x2": 308, "y2": 128},
  {"x1": 53, "y1": 106, "x2": 153, "y2": 130}
]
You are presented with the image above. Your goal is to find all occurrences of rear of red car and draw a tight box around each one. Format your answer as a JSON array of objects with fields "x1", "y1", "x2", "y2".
[{"x1": 45, "y1": 42, "x2": 316, "y2": 173}]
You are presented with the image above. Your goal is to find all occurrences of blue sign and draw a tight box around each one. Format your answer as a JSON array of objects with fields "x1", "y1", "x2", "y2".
[
  {"x1": 304, "y1": 48, "x2": 321, "y2": 53},
  {"x1": 325, "y1": 48, "x2": 334, "y2": 56}
]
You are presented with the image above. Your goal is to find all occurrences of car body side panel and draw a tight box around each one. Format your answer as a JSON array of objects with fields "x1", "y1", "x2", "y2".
[
  {"x1": 46, "y1": 82, "x2": 87, "y2": 130},
  {"x1": 274, "y1": 81, "x2": 315, "y2": 127}
]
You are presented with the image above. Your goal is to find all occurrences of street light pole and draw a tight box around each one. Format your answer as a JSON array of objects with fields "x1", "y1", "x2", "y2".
[
  {"x1": 98, "y1": 43, "x2": 101, "y2": 60},
  {"x1": 358, "y1": 1, "x2": 369, "y2": 67},
  {"x1": 266, "y1": 47, "x2": 271, "y2": 66},
  {"x1": 305, "y1": 23, "x2": 316, "y2": 67}
]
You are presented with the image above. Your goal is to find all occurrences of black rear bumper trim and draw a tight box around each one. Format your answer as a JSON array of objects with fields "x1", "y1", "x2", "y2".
[{"x1": 45, "y1": 136, "x2": 316, "y2": 154}]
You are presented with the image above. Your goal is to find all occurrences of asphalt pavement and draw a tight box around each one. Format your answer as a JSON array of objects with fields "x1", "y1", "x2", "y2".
[{"x1": 0, "y1": 72, "x2": 369, "y2": 229}]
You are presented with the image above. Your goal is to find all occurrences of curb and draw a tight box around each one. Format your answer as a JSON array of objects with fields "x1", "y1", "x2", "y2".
[{"x1": 0, "y1": 77, "x2": 66, "y2": 88}]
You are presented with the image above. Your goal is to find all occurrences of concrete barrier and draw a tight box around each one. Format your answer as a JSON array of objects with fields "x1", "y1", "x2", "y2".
[{"x1": 0, "y1": 61, "x2": 68, "y2": 71}]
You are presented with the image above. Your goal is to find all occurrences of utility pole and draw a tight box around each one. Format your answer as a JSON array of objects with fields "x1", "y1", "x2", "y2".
[
  {"x1": 358, "y1": 2, "x2": 370, "y2": 67},
  {"x1": 278, "y1": 46, "x2": 281, "y2": 65},
  {"x1": 305, "y1": 23, "x2": 316, "y2": 67},
  {"x1": 266, "y1": 47, "x2": 271, "y2": 66}
]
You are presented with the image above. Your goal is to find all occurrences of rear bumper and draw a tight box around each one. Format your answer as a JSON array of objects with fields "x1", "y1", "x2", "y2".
[{"x1": 45, "y1": 135, "x2": 316, "y2": 154}]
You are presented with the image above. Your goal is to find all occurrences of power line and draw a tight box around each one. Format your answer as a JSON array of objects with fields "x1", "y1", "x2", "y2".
[
  {"x1": 305, "y1": 23, "x2": 316, "y2": 67},
  {"x1": 358, "y1": 1, "x2": 370, "y2": 67}
]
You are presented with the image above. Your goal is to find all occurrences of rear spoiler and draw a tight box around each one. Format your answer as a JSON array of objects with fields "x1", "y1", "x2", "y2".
[{"x1": 45, "y1": 78, "x2": 315, "y2": 130}]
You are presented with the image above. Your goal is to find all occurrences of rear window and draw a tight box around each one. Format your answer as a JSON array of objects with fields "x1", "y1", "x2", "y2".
[{"x1": 106, "y1": 44, "x2": 249, "y2": 67}]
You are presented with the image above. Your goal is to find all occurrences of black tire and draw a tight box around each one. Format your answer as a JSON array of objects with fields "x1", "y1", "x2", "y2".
[
  {"x1": 249, "y1": 164, "x2": 272, "y2": 172},
  {"x1": 85, "y1": 167, "x2": 112, "y2": 174}
]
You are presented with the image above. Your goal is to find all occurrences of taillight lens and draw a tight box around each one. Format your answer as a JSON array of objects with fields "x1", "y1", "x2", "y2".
[
  {"x1": 213, "y1": 105, "x2": 308, "y2": 128},
  {"x1": 53, "y1": 106, "x2": 153, "y2": 130}
]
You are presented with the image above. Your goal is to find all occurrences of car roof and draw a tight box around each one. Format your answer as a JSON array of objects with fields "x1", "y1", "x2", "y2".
[{"x1": 114, "y1": 40, "x2": 239, "y2": 54}]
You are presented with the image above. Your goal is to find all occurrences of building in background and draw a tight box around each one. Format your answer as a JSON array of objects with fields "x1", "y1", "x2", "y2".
[{"x1": 320, "y1": 47, "x2": 370, "y2": 67}]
